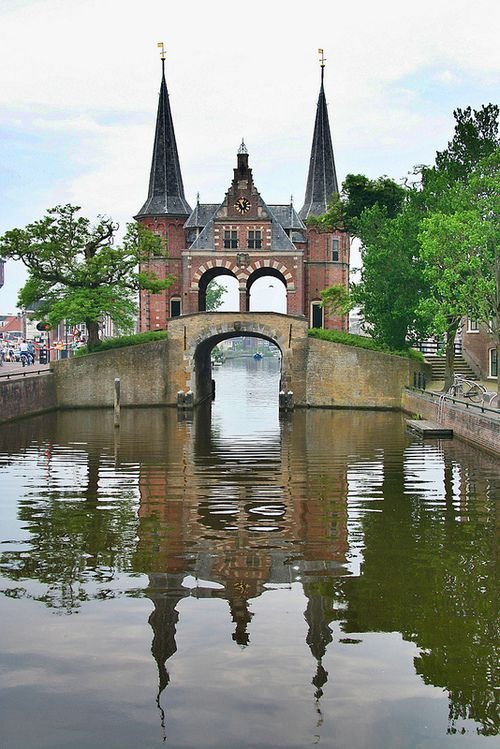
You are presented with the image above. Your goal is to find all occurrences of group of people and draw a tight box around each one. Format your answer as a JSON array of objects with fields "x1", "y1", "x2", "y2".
[{"x1": 0, "y1": 339, "x2": 37, "y2": 366}]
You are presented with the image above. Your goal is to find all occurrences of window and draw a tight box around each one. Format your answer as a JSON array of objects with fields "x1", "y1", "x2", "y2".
[
  {"x1": 170, "y1": 299, "x2": 181, "y2": 318},
  {"x1": 489, "y1": 348, "x2": 498, "y2": 378},
  {"x1": 248, "y1": 230, "x2": 262, "y2": 249},
  {"x1": 224, "y1": 230, "x2": 238, "y2": 249},
  {"x1": 332, "y1": 238, "x2": 339, "y2": 261},
  {"x1": 467, "y1": 318, "x2": 479, "y2": 332}
]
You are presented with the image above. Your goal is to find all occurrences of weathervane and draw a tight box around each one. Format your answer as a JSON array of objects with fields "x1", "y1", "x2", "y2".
[
  {"x1": 318, "y1": 48, "x2": 326, "y2": 84},
  {"x1": 157, "y1": 41, "x2": 166, "y2": 61}
]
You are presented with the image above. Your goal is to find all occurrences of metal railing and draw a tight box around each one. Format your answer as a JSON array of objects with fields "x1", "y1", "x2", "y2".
[
  {"x1": 412, "y1": 339, "x2": 463, "y2": 356},
  {"x1": 0, "y1": 367, "x2": 52, "y2": 381},
  {"x1": 407, "y1": 386, "x2": 499, "y2": 417}
]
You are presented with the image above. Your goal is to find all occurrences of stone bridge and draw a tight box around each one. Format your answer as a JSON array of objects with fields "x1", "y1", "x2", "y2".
[
  {"x1": 51, "y1": 311, "x2": 428, "y2": 412},
  {"x1": 167, "y1": 312, "x2": 309, "y2": 404}
]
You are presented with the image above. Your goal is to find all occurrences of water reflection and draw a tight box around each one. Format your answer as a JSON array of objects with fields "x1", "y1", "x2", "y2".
[{"x1": 0, "y1": 366, "x2": 498, "y2": 746}]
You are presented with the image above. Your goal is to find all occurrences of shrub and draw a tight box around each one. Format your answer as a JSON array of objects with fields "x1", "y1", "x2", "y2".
[
  {"x1": 74, "y1": 330, "x2": 168, "y2": 356},
  {"x1": 307, "y1": 328, "x2": 424, "y2": 360}
]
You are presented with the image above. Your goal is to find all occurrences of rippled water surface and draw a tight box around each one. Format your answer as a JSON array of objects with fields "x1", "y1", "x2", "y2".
[{"x1": 0, "y1": 358, "x2": 498, "y2": 748}]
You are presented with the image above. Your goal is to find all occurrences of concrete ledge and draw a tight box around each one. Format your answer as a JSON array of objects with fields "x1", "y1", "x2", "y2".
[{"x1": 403, "y1": 388, "x2": 500, "y2": 456}]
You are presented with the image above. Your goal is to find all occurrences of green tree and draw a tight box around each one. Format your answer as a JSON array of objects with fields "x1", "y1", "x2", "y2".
[
  {"x1": 205, "y1": 279, "x2": 227, "y2": 311},
  {"x1": 419, "y1": 148, "x2": 500, "y2": 393},
  {"x1": 306, "y1": 174, "x2": 406, "y2": 233},
  {"x1": 0, "y1": 204, "x2": 174, "y2": 350},
  {"x1": 434, "y1": 104, "x2": 499, "y2": 183},
  {"x1": 351, "y1": 202, "x2": 427, "y2": 349},
  {"x1": 416, "y1": 106, "x2": 499, "y2": 388}
]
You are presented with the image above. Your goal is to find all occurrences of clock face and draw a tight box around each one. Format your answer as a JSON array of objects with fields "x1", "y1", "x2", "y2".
[{"x1": 234, "y1": 197, "x2": 251, "y2": 214}]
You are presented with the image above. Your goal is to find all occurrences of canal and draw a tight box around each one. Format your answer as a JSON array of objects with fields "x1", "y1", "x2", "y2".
[{"x1": 0, "y1": 357, "x2": 498, "y2": 748}]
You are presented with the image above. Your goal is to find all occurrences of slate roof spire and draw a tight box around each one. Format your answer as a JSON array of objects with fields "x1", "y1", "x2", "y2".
[
  {"x1": 299, "y1": 50, "x2": 339, "y2": 220},
  {"x1": 136, "y1": 45, "x2": 191, "y2": 218}
]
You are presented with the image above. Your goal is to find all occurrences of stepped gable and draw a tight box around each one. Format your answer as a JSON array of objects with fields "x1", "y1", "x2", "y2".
[{"x1": 188, "y1": 144, "x2": 297, "y2": 251}]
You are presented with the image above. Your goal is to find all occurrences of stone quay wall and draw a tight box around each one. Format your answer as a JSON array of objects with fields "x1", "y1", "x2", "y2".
[
  {"x1": 402, "y1": 388, "x2": 500, "y2": 456},
  {"x1": 306, "y1": 338, "x2": 429, "y2": 409},
  {"x1": 0, "y1": 373, "x2": 56, "y2": 423},
  {"x1": 0, "y1": 334, "x2": 429, "y2": 418},
  {"x1": 53, "y1": 340, "x2": 170, "y2": 409}
]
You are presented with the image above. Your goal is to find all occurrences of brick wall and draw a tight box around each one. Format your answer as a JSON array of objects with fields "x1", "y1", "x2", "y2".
[{"x1": 402, "y1": 389, "x2": 500, "y2": 456}]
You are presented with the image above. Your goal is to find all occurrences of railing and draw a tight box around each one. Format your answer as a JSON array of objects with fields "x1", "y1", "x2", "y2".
[
  {"x1": 0, "y1": 367, "x2": 52, "y2": 381},
  {"x1": 407, "y1": 386, "x2": 499, "y2": 417},
  {"x1": 412, "y1": 339, "x2": 462, "y2": 356}
]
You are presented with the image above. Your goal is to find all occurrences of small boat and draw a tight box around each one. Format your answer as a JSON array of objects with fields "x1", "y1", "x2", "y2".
[{"x1": 253, "y1": 352, "x2": 263, "y2": 360}]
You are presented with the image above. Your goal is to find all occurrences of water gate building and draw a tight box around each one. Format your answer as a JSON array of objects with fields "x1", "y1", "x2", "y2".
[{"x1": 135, "y1": 52, "x2": 349, "y2": 331}]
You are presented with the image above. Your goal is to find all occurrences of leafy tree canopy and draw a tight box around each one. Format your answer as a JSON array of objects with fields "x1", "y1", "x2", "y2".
[
  {"x1": 205, "y1": 279, "x2": 228, "y2": 311},
  {"x1": 306, "y1": 174, "x2": 406, "y2": 234},
  {"x1": 0, "y1": 204, "x2": 174, "y2": 349}
]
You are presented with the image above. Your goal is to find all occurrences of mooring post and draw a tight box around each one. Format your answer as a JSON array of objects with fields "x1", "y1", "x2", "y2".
[{"x1": 114, "y1": 377, "x2": 121, "y2": 427}]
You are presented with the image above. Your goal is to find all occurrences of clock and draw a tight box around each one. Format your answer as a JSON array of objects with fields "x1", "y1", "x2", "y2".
[{"x1": 234, "y1": 197, "x2": 251, "y2": 214}]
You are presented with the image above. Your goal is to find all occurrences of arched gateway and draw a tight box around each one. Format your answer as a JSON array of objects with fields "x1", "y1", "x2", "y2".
[
  {"x1": 166, "y1": 312, "x2": 309, "y2": 406},
  {"x1": 134, "y1": 51, "x2": 350, "y2": 333}
]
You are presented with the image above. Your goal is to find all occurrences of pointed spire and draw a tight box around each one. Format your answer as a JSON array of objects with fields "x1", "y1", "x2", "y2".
[
  {"x1": 136, "y1": 45, "x2": 191, "y2": 218},
  {"x1": 299, "y1": 50, "x2": 339, "y2": 220}
]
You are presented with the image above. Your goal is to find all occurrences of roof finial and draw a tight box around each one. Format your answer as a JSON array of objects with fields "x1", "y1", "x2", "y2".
[
  {"x1": 238, "y1": 138, "x2": 248, "y2": 155},
  {"x1": 318, "y1": 48, "x2": 326, "y2": 86},
  {"x1": 157, "y1": 41, "x2": 166, "y2": 74}
]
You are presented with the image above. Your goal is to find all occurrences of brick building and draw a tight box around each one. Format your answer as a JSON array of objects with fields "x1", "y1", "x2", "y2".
[{"x1": 135, "y1": 53, "x2": 349, "y2": 330}]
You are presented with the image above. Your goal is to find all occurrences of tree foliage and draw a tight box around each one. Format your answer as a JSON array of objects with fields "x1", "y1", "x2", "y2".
[
  {"x1": 333, "y1": 103, "x2": 499, "y2": 380},
  {"x1": 0, "y1": 205, "x2": 174, "y2": 349},
  {"x1": 306, "y1": 174, "x2": 406, "y2": 233},
  {"x1": 205, "y1": 279, "x2": 228, "y2": 311}
]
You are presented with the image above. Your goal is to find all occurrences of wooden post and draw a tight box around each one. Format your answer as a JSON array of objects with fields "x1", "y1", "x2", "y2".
[{"x1": 114, "y1": 378, "x2": 121, "y2": 427}]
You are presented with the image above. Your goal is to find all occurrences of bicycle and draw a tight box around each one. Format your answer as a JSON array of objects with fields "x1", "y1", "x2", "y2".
[{"x1": 448, "y1": 374, "x2": 487, "y2": 403}]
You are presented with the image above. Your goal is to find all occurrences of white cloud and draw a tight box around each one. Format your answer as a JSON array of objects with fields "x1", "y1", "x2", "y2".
[{"x1": 0, "y1": 0, "x2": 499, "y2": 309}]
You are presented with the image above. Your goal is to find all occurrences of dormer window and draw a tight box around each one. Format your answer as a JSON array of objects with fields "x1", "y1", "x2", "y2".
[{"x1": 248, "y1": 230, "x2": 262, "y2": 249}]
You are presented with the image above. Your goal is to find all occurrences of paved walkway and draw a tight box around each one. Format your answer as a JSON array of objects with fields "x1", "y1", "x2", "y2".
[{"x1": 0, "y1": 361, "x2": 51, "y2": 378}]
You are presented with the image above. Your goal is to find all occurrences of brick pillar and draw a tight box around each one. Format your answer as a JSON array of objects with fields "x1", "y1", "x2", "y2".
[{"x1": 239, "y1": 285, "x2": 247, "y2": 312}]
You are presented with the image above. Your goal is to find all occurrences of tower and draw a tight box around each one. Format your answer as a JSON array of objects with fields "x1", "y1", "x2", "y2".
[
  {"x1": 135, "y1": 44, "x2": 191, "y2": 331},
  {"x1": 135, "y1": 47, "x2": 349, "y2": 331},
  {"x1": 301, "y1": 49, "x2": 349, "y2": 331}
]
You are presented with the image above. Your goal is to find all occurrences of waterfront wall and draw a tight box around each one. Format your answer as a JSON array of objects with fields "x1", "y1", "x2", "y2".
[
  {"x1": 0, "y1": 336, "x2": 430, "y2": 420},
  {"x1": 53, "y1": 340, "x2": 170, "y2": 408},
  {"x1": 0, "y1": 373, "x2": 56, "y2": 423},
  {"x1": 402, "y1": 389, "x2": 500, "y2": 456},
  {"x1": 306, "y1": 338, "x2": 429, "y2": 409}
]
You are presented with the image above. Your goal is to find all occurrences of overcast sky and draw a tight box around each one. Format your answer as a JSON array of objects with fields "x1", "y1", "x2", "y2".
[{"x1": 0, "y1": 0, "x2": 499, "y2": 313}]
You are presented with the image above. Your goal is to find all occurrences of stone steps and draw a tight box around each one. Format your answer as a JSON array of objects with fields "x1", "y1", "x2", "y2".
[{"x1": 427, "y1": 355, "x2": 478, "y2": 381}]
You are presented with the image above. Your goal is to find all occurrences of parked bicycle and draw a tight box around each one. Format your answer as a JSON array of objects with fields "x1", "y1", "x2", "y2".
[{"x1": 447, "y1": 374, "x2": 487, "y2": 403}]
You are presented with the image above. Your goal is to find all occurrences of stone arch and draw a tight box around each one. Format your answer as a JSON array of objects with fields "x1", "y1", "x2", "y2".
[
  {"x1": 245, "y1": 262, "x2": 295, "y2": 313},
  {"x1": 191, "y1": 260, "x2": 244, "y2": 312},
  {"x1": 166, "y1": 312, "x2": 309, "y2": 406}
]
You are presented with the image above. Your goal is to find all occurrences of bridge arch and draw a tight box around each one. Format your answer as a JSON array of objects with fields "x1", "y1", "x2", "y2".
[{"x1": 166, "y1": 312, "x2": 309, "y2": 406}]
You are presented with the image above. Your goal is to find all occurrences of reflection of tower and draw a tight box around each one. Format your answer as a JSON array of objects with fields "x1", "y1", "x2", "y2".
[
  {"x1": 146, "y1": 573, "x2": 186, "y2": 739},
  {"x1": 303, "y1": 586, "x2": 334, "y2": 728},
  {"x1": 228, "y1": 588, "x2": 253, "y2": 647}
]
